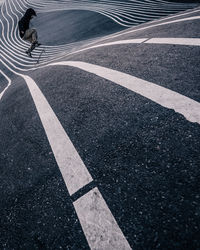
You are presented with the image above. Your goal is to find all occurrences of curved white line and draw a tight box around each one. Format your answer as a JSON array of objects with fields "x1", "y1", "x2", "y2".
[
  {"x1": 1, "y1": 0, "x2": 200, "y2": 70},
  {"x1": 0, "y1": 70, "x2": 12, "y2": 100}
]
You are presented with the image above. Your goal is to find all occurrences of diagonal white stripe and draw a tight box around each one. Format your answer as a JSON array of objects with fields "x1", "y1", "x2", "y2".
[
  {"x1": 49, "y1": 61, "x2": 200, "y2": 125},
  {"x1": 74, "y1": 187, "x2": 131, "y2": 250},
  {"x1": 0, "y1": 59, "x2": 131, "y2": 249},
  {"x1": 146, "y1": 38, "x2": 200, "y2": 46},
  {"x1": 21, "y1": 74, "x2": 93, "y2": 196}
]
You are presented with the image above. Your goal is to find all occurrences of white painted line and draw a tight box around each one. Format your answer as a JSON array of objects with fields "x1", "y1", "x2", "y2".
[
  {"x1": 74, "y1": 187, "x2": 131, "y2": 250},
  {"x1": 105, "y1": 15, "x2": 200, "y2": 42},
  {"x1": 1, "y1": 58, "x2": 131, "y2": 249},
  {"x1": 146, "y1": 37, "x2": 200, "y2": 46},
  {"x1": 88, "y1": 38, "x2": 148, "y2": 49},
  {"x1": 80, "y1": 13, "x2": 200, "y2": 52},
  {"x1": 21, "y1": 74, "x2": 93, "y2": 195},
  {"x1": 64, "y1": 37, "x2": 200, "y2": 56},
  {"x1": 2, "y1": 0, "x2": 200, "y2": 71},
  {"x1": 50, "y1": 61, "x2": 200, "y2": 124},
  {"x1": 62, "y1": 39, "x2": 147, "y2": 56},
  {"x1": 161, "y1": 15, "x2": 200, "y2": 25},
  {"x1": 0, "y1": 70, "x2": 11, "y2": 100}
]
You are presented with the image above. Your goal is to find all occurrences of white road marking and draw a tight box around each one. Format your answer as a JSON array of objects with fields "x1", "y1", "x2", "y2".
[
  {"x1": 1, "y1": 0, "x2": 200, "y2": 70},
  {"x1": 49, "y1": 61, "x2": 200, "y2": 125},
  {"x1": 1, "y1": 59, "x2": 131, "y2": 249},
  {"x1": 24, "y1": 0, "x2": 197, "y2": 27},
  {"x1": 1, "y1": 3, "x2": 200, "y2": 247},
  {"x1": 91, "y1": 38, "x2": 200, "y2": 49},
  {"x1": 1, "y1": 34, "x2": 200, "y2": 72},
  {"x1": 21, "y1": 74, "x2": 93, "y2": 196},
  {"x1": 74, "y1": 187, "x2": 131, "y2": 250},
  {"x1": 146, "y1": 37, "x2": 200, "y2": 46},
  {"x1": 98, "y1": 15, "x2": 200, "y2": 44},
  {"x1": 0, "y1": 70, "x2": 11, "y2": 100},
  {"x1": 64, "y1": 37, "x2": 200, "y2": 57},
  {"x1": 87, "y1": 38, "x2": 148, "y2": 49}
]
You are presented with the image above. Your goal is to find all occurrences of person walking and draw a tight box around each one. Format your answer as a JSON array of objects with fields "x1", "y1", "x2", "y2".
[{"x1": 18, "y1": 8, "x2": 41, "y2": 57}]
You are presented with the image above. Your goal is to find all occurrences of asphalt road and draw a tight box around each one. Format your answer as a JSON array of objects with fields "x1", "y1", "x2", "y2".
[{"x1": 0, "y1": 0, "x2": 200, "y2": 249}]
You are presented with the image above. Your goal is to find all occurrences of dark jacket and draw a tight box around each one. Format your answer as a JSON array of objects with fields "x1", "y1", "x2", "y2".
[{"x1": 18, "y1": 8, "x2": 36, "y2": 38}]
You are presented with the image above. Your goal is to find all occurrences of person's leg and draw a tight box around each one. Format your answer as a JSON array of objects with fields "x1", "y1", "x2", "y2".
[
  {"x1": 23, "y1": 29, "x2": 40, "y2": 56},
  {"x1": 31, "y1": 29, "x2": 38, "y2": 44},
  {"x1": 23, "y1": 29, "x2": 36, "y2": 43}
]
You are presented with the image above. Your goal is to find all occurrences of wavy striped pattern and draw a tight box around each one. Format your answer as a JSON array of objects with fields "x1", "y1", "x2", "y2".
[
  {"x1": 1, "y1": 2, "x2": 200, "y2": 248},
  {"x1": 0, "y1": 0, "x2": 198, "y2": 71}
]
